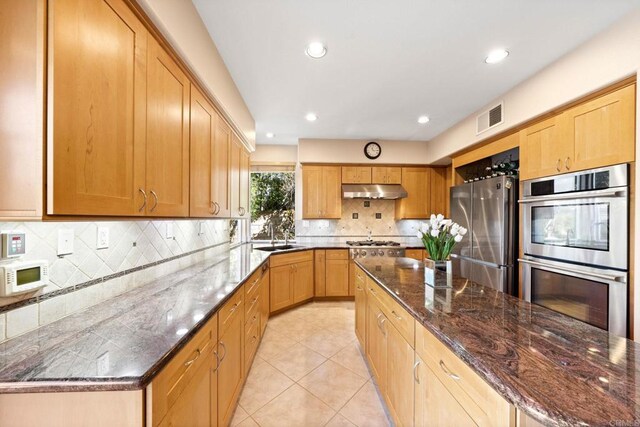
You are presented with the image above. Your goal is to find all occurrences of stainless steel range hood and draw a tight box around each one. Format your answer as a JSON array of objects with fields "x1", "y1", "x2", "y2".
[{"x1": 342, "y1": 184, "x2": 408, "y2": 200}]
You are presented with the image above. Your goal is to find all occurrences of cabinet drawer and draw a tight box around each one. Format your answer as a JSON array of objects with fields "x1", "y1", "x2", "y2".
[
  {"x1": 244, "y1": 269, "x2": 263, "y2": 299},
  {"x1": 326, "y1": 249, "x2": 349, "y2": 260},
  {"x1": 245, "y1": 321, "x2": 260, "y2": 367},
  {"x1": 415, "y1": 322, "x2": 513, "y2": 427},
  {"x1": 245, "y1": 280, "x2": 261, "y2": 315},
  {"x1": 150, "y1": 313, "x2": 217, "y2": 425},
  {"x1": 365, "y1": 277, "x2": 414, "y2": 348},
  {"x1": 219, "y1": 289, "x2": 244, "y2": 337},
  {"x1": 245, "y1": 297, "x2": 260, "y2": 332},
  {"x1": 270, "y1": 250, "x2": 313, "y2": 267}
]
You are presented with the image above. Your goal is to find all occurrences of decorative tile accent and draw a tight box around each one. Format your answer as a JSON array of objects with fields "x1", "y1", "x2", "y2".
[{"x1": 296, "y1": 199, "x2": 422, "y2": 238}]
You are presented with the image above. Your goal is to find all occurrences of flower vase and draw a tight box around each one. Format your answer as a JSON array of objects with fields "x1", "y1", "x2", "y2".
[{"x1": 424, "y1": 258, "x2": 452, "y2": 288}]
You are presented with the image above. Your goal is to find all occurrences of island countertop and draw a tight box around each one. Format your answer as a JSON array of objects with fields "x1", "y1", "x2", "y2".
[{"x1": 355, "y1": 256, "x2": 640, "y2": 427}]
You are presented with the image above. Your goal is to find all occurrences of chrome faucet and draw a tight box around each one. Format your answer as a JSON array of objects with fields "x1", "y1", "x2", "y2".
[
  {"x1": 270, "y1": 224, "x2": 275, "y2": 246},
  {"x1": 284, "y1": 230, "x2": 290, "y2": 246}
]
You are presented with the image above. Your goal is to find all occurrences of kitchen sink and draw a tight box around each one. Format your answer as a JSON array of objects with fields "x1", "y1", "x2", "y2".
[{"x1": 254, "y1": 244, "x2": 303, "y2": 252}]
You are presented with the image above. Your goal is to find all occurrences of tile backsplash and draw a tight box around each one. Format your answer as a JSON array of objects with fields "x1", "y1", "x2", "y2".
[
  {"x1": 0, "y1": 219, "x2": 231, "y2": 342},
  {"x1": 296, "y1": 199, "x2": 423, "y2": 238}
]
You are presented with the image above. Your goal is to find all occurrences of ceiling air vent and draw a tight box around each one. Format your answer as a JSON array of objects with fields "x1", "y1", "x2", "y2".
[{"x1": 476, "y1": 102, "x2": 504, "y2": 135}]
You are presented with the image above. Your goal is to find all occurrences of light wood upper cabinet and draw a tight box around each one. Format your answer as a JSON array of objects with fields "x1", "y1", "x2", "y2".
[
  {"x1": 0, "y1": 0, "x2": 44, "y2": 219},
  {"x1": 372, "y1": 167, "x2": 401, "y2": 184},
  {"x1": 395, "y1": 167, "x2": 431, "y2": 219},
  {"x1": 568, "y1": 83, "x2": 635, "y2": 171},
  {"x1": 430, "y1": 168, "x2": 447, "y2": 215},
  {"x1": 146, "y1": 38, "x2": 190, "y2": 217},
  {"x1": 48, "y1": 0, "x2": 148, "y2": 216},
  {"x1": 230, "y1": 134, "x2": 250, "y2": 218},
  {"x1": 342, "y1": 167, "x2": 372, "y2": 184},
  {"x1": 519, "y1": 114, "x2": 569, "y2": 180},
  {"x1": 302, "y1": 165, "x2": 342, "y2": 219},
  {"x1": 189, "y1": 87, "x2": 216, "y2": 217},
  {"x1": 213, "y1": 119, "x2": 231, "y2": 217}
]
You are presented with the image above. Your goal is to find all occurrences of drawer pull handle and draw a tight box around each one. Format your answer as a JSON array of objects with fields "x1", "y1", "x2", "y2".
[
  {"x1": 413, "y1": 360, "x2": 421, "y2": 384},
  {"x1": 212, "y1": 350, "x2": 220, "y2": 372},
  {"x1": 229, "y1": 302, "x2": 240, "y2": 313},
  {"x1": 369, "y1": 288, "x2": 377, "y2": 295},
  {"x1": 391, "y1": 310, "x2": 402, "y2": 321},
  {"x1": 556, "y1": 159, "x2": 562, "y2": 172},
  {"x1": 565, "y1": 156, "x2": 571, "y2": 170},
  {"x1": 252, "y1": 335, "x2": 258, "y2": 343},
  {"x1": 184, "y1": 349, "x2": 201, "y2": 367},
  {"x1": 439, "y1": 360, "x2": 460, "y2": 381},
  {"x1": 150, "y1": 190, "x2": 159, "y2": 212},
  {"x1": 218, "y1": 341, "x2": 227, "y2": 365}
]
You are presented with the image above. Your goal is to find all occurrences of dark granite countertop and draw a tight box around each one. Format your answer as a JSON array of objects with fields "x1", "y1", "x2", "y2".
[
  {"x1": 355, "y1": 257, "x2": 640, "y2": 427},
  {"x1": 0, "y1": 245, "x2": 270, "y2": 393}
]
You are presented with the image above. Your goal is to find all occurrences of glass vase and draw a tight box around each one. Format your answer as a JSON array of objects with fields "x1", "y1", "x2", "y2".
[{"x1": 424, "y1": 258, "x2": 452, "y2": 288}]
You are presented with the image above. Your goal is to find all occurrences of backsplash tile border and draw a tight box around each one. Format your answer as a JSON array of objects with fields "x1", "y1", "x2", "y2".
[{"x1": 0, "y1": 240, "x2": 229, "y2": 315}]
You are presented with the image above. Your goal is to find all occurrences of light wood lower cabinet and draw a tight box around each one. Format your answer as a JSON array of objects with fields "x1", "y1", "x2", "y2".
[
  {"x1": 269, "y1": 251, "x2": 314, "y2": 313},
  {"x1": 217, "y1": 295, "x2": 245, "y2": 427},
  {"x1": 366, "y1": 296, "x2": 387, "y2": 393},
  {"x1": 314, "y1": 250, "x2": 326, "y2": 296},
  {"x1": 293, "y1": 261, "x2": 314, "y2": 303},
  {"x1": 405, "y1": 249, "x2": 426, "y2": 261},
  {"x1": 259, "y1": 265, "x2": 270, "y2": 337},
  {"x1": 384, "y1": 316, "x2": 414, "y2": 427},
  {"x1": 354, "y1": 267, "x2": 366, "y2": 348},
  {"x1": 325, "y1": 250, "x2": 349, "y2": 296},
  {"x1": 414, "y1": 355, "x2": 477, "y2": 427}
]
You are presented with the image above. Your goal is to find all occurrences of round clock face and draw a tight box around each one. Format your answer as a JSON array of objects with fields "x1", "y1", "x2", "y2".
[{"x1": 364, "y1": 142, "x2": 381, "y2": 159}]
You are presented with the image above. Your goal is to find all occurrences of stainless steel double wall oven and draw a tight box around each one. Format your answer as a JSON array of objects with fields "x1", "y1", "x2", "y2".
[{"x1": 519, "y1": 164, "x2": 629, "y2": 337}]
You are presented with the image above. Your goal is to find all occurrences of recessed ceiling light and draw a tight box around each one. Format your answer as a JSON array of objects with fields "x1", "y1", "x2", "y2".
[
  {"x1": 485, "y1": 49, "x2": 509, "y2": 64},
  {"x1": 305, "y1": 113, "x2": 318, "y2": 122},
  {"x1": 266, "y1": 132, "x2": 275, "y2": 138},
  {"x1": 417, "y1": 115, "x2": 430, "y2": 124},
  {"x1": 305, "y1": 42, "x2": 327, "y2": 59}
]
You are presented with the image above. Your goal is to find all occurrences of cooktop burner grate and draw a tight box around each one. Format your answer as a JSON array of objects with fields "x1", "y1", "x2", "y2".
[{"x1": 346, "y1": 240, "x2": 401, "y2": 247}]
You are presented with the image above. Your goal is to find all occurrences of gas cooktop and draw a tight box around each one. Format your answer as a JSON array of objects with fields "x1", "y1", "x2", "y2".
[{"x1": 346, "y1": 240, "x2": 401, "y2": 247}]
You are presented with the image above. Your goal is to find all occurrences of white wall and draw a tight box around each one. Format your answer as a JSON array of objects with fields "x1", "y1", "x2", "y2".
[
  {"x1": 427, "y1": 11, "x2": 640, "y2": 340},
  {"x1": 136, "y1": 0, "x2": 256, "y2": 150},
  {"x1": 251, "y1": 145, "x2": 298, "y2": 164},
  {"x1": 299, "y1": 138, "x2": 435, "y2": 164}
]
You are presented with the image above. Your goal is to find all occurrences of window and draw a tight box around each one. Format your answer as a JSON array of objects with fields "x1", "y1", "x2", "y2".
[{"x1": 250, "y1": 171, "x2": 295, "y2": 241}]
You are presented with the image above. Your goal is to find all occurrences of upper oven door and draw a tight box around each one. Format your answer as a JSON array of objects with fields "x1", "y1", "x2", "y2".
[{"x1": 521, "y1": 188, "x2": 628, "y2": 270}]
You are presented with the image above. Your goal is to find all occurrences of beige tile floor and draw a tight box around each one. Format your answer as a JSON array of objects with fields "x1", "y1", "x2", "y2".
[{"x1": 232, "y1": 301, "x2": 391, "y2": 427}]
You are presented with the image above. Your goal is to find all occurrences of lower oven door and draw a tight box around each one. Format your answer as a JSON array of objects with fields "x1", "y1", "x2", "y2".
[{"x1": 520, "y1": 257, "x2": 627, "y2": 337}]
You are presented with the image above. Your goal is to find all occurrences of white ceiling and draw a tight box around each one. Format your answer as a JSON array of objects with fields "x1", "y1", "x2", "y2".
[{"x1": 193, "y1": 0, "x2": 638, "y2": 146}]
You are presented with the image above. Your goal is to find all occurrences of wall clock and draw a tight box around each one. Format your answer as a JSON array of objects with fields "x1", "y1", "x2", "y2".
[{"x1": 364, "y1": 141, "x2": 381, "y2": 160}]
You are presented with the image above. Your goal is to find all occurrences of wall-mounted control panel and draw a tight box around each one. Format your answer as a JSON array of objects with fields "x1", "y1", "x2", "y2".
[{"x1": 2, "y1": 232, "x2": 26, "y2": 259}]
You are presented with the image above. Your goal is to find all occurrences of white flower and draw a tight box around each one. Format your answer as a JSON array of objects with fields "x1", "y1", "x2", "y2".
[
  {"x1": 459, "y1": 227, "x2": 468, "y2": 236},
  {"x1": 430, "y1": 229, "x2": 439, "y2": 238},
  {"x1": 450, "y1": 224, "x2": 460, "y2": 236},
  {"x1": 436, "y1": 214, "x2": 444, "y2": 222},
  {"x1": 416, "y1": 232, "x2": 422, "y2": 239},
  {"x1": 430, "y1": 214, "x2": 436, "y2": 221},
  {"x1": 454, "y1": 234, "x2": 463, "y2": 242},
  {"x1": 440, "y1": 219, "x2": 452, "y2": 228},
  {"x1": 419, "y1": 222, "x2": 429, "y2": 233}
]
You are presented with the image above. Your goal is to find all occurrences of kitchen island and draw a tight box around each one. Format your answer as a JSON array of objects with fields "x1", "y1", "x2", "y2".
[{"x1": 355, "y1": 256, "x2": 640, "y2": 426}]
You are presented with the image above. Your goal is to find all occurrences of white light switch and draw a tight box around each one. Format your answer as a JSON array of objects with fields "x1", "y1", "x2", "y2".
[
  {"x1": 166, "y1": 223, "x2": 175, "y2": 239},
  {"x1": 97, "y1": 226, "x2": 109, "y2": 249},
  {"x1": 57, "y1": 229, "x2": 74, "y2": 256},
  {"x1": 199, "y1": 222, "x2": 206, "y2": 235}
]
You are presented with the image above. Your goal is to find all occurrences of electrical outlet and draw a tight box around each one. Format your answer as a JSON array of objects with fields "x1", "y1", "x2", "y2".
[
  {"x1": 57, "y1": 229, "x2": 74, "y2": 256},
  {"x1": 166, "y1": 223, "x2": 175, "y2": 239},
  {"x1": 199, "y1": 221, "x2": 206, "y2": 235},
  {"x1": 97, "y1": 226, "x2": 109, "y2": 249}
]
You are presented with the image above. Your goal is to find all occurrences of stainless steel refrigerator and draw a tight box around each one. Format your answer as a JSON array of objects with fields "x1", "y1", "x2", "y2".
[{"x1": 450, "y1": 176, "x2": 517, "y2": 295}]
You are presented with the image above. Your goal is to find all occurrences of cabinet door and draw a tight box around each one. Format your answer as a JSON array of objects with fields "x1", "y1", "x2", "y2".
[
  {"x1": 213, "y1": 118, "x2": 231, "y2": 217},
  {"x1": 385, "y1": 322, "x2": 414, "y2": 427},
  {"x1": 302, "y1": 166, "x2": 322, "y2": 219},
  {"x1": 217, "y1": 310, "x2": 244, "y2": 427},
  {"x1": 0, "y1": 0, "x2": 43, "y2": 218},
  {"x1": 48, "y1": 0, "x2": 147, "y2": 216},
  {"x1": 189, "y1": 87, "x2": 215, "y2": 217},
  {"x1": 259, "y1": 271, "x2": 270, "y2": 337},
  {"x1": 414, "y1": 357, "x2": 477, "y2": 427},
  {"x1": 342, "y1": 167, "x2": 371, "y2": 184},
  {"x1": 348, "y1": 261, "x2": 355, "y2": 296},
  {"x1": 158, "y1": 356, "x2": 213, "y2": 427},
  {"x1": 371, "y1": 167, "x2": 387, "y2": 184},
  {"x1": 519, "y1": 114, "x2": 569, "y2": 180},
  {"x1": 314, "y1": 250, "x2": 326, "y2": 296},
  {"x1": 395, "y1": 167, "x2": 430, "y2": 219},
  {"x1": 568, "y1": 84, "x2": 636, "y2": 171},
  {"x1": 366, "y1": 298, "x2": 387, "y2": 393},
  {"x1": 354, "y1": 269, "x2": 367, "y2": 348},
  {"x1": 229, "y1": 135, "x2": 241, "y2": 217},
  {"x1": 405, "y1": 249, "x2": 424, "y2": 261},
  {"x1": 270, "y1": 265, "x2": 293, "y2": 312},
  {"x1": 386, "y1": 167, "x2": 402, "y2": 184},
  {"x1": 322, "y1": 166, "x2": 342, "y2": 219},
  {"x1": 146, "y1": 38, "x2": 190, "y2": 217},
  {"x1": 293, "y1": 261, "x2": 314, "y2": 303},
  {"x1": 325, "y1": 259, "x2": 349, "y2": 296},
  {"x1": 430, "y1": 168, "x2": 447, "y2": 215},
  {"x1": 239, "y1": 148, "x2": 250, "y2": 218}
]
